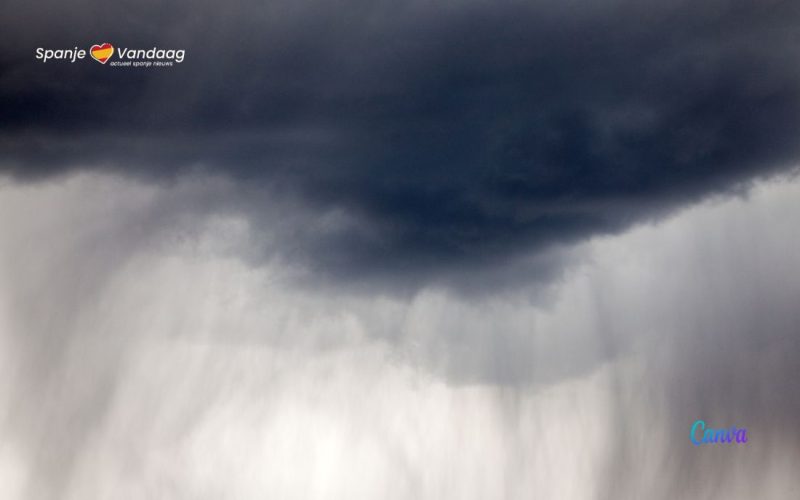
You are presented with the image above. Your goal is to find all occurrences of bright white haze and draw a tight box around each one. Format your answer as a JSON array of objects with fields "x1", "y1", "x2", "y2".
[{"x1": 0, "y1": 172, "x2": 798, "y2": 499}]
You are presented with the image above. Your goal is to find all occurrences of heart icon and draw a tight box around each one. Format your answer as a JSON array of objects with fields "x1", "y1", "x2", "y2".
[{"x1": 90, "y1": 43, "x2": 114, "y2": 64}]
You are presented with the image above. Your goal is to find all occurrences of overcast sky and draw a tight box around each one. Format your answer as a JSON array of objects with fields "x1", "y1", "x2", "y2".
[{"x1": 1, "y1": 1, "x2": 799, "y2": 498}]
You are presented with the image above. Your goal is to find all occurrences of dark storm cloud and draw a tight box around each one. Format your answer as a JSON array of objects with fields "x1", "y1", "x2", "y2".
[{"x1": 2, "y1": 0, "x2": 800, "y2": 280}]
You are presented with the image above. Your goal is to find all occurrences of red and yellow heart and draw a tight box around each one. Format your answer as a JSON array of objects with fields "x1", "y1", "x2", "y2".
[{"x1": 90, "y1": 43, "x2": 114, "y2": 64}]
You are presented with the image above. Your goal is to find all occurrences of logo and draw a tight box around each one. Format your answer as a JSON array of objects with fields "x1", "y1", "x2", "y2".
[
  {"x1": 690, "y1": 420, "x2": 748, "y2": 446},
  {"x1": 35, "y1": 43, "x2": 185, "y2": 67},
  {"x1": 90, "y1": 43, "x2": 114, "y2": 64}
]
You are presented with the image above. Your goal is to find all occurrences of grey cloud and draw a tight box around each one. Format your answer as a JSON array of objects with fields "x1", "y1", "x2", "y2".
[
  {"x1": 2, "y1": 0, "x2": 800, "y2": 283},
  {"x1": 3, "y1": 2, "x2": 800, "y2": 496},
  {"x1": 1, "y1": 173, "x2": 799, "y2": 499}
]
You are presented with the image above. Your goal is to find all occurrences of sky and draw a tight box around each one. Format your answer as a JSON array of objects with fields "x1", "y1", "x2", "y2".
[{"x1": 1, "y1": 1, "x2": 799, "y2": 498}]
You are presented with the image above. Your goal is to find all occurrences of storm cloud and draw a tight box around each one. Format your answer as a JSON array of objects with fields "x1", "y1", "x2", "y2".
[
  {"x1": 2, "y1": 0, "x2": 800, "y2": 280},
  {"x1": 2, "y1": 1, "x2": 800, "y2": 498},
  {"x1": 0, "y1": 172, "x2": 799, "y2": 498}
]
